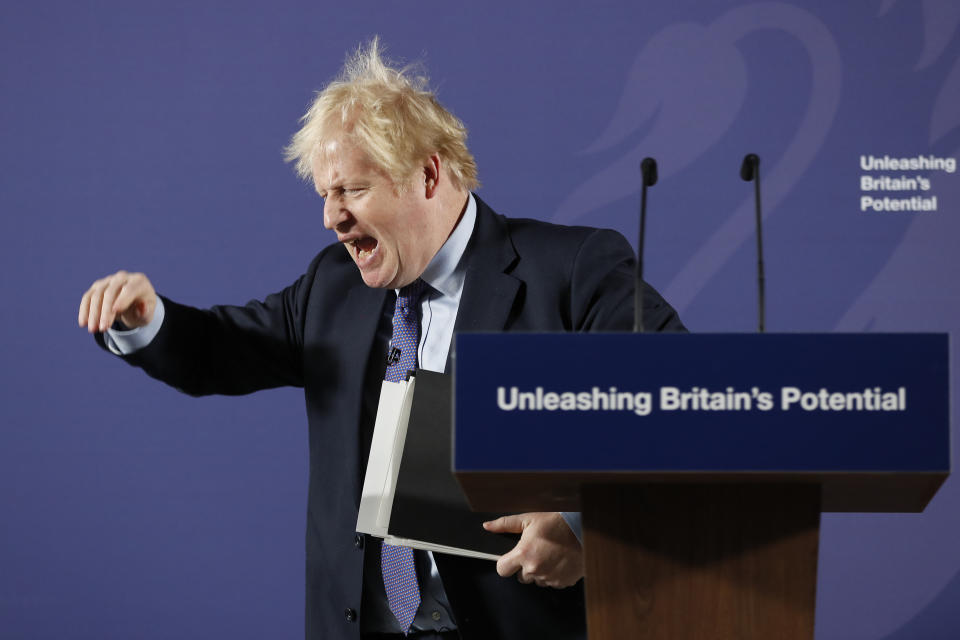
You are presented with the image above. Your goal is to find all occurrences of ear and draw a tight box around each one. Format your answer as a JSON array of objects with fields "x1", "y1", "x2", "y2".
[{"x1": 422, "y1": 153, "x2": 442, "y2": 198}]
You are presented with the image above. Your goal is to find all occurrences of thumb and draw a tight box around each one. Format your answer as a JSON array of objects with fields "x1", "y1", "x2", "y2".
[{"x1": 483, "y1": 514, "x2": 525, "y2": 534}]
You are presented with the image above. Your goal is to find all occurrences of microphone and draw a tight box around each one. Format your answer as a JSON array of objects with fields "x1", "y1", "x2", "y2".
[
  {"x1": 740, "y1": 153, "x2": 765, "y2": 332},
  {"x1": 641, "y1": 157, "x2": 658, "y2": 187},
  {"x1": 635, "y1": 157, "x2": 658, "y2": 333},
  {"x1": 740, "y1": 153, "x2": 758, "y2": 181}
]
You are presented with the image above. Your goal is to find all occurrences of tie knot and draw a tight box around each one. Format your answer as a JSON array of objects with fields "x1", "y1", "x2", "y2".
[
  {"x1": 399, "y1": 278, "x2": 426, "y2": 300},
  {"x1": 397, "y1": 278, "x2": 427, "y2": 313}
]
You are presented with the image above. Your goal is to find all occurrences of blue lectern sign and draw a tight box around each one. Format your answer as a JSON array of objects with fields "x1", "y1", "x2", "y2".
[{"x1": 453, "y1": 334, "x2": 950, "y2": 474}]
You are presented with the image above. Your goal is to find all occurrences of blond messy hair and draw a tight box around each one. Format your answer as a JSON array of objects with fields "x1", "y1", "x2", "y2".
[{"x1": 284, "y1": 37, "x2": 479, "y2": 192}]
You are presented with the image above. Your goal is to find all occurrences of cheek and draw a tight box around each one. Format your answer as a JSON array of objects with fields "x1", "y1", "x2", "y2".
[{"x1": 398, "y1": 223, "x2": 425, "y2": 255}]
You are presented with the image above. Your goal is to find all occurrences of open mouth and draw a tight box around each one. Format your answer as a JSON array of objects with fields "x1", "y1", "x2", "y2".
[{"x1": 351, "y1": 236, "x2": 378, "y2": 263}]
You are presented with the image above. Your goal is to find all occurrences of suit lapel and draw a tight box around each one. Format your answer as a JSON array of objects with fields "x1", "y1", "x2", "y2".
[
  {"x1": 454, "y1": 195, "x2": 521, "y2": 333},
  {"x1": 338, "y1": 276, "x2": 390, "y2": 499},
  {"x1": 339, "y1": 263, "x2": 390, "y2": 352}
]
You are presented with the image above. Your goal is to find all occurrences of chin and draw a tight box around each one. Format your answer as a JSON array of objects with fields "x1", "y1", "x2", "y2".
[{"x1": 359, "y1": 269, "x2": 398, "y2": 290}]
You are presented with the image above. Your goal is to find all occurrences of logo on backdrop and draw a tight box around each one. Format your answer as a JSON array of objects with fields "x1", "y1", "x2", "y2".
[{"x1": 859, "y1": 154, "x2": 957, "y2": 212}]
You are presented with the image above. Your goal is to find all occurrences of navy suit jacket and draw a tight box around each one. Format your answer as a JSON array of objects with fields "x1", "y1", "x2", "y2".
[{"x1": 103, "y1": 195, "x2": 683, "y2": 639}]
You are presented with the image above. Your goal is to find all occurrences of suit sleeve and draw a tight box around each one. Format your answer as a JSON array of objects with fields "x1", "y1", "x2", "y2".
[
  {"x1": 95, "y1": 264, "x2": 316, "y2": 397},
  {"x1": 569, "y1": 228, "x2": 685, "y2": 333}
]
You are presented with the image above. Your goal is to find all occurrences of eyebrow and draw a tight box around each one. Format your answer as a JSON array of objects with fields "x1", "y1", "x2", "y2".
[
  {"x1": 315, "y1": 181, "x2": 369, "y2": 197},
  {"x1": 313, "y1": 172, "x2": 341, "y2": 194}
]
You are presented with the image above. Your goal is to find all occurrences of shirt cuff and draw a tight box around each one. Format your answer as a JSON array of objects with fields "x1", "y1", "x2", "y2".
[
  {"x1": 103, "y1": 297, "x2": 166, "y2": 355},
  {"x1": 560, "y1": 512, "x2": 582, "y2": 545}
]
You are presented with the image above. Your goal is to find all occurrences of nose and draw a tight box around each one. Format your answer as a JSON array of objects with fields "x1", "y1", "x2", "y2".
[{"x1": 323, "y1": 197, "x2": 353, "y2": 232}]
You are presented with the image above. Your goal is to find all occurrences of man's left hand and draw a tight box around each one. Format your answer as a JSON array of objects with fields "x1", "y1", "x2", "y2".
[{"x1": 483, "y1": 512, "x2": 584, "y2": 588}]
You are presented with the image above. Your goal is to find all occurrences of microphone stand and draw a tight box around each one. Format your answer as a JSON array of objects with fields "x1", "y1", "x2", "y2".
[
  {"x1": 635, "y1": 157, "x2": 658, "y2": 333},
  {"x1": 740, "y1": 153, "x2": 765, "y2": 332}
]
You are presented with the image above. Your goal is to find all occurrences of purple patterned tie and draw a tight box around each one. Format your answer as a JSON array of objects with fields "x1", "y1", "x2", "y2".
[{"x1": 382, "y1": 279, "x2": 426, "y2": 633}]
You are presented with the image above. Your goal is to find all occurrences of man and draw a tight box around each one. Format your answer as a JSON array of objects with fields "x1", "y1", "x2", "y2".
[{"x1": 78, "y1": 39, "x2": 684, "y2": 639}]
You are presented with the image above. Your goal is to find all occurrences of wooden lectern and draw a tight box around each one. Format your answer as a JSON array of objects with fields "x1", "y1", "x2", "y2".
[{"x1": 452, "y1": 333, "x2": 950, "y2": 640}]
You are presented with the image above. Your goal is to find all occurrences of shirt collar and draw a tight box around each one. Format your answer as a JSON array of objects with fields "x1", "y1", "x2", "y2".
[{"x1": 416, "y1": 192, "x2": 476, "y2": 298}]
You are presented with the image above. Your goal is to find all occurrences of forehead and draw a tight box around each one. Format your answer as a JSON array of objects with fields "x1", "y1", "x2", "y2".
[{"x1": 310, "y1": 137, "x2": 380, "y2": 189}]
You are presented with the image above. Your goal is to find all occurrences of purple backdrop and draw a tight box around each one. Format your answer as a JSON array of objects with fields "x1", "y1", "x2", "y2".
[{"x1": 2, "y1": 1, "x2": 958, "y2": 637}]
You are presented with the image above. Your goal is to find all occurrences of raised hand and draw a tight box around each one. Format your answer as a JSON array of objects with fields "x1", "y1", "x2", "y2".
[{"x1": 78, "y1": 271, "x2": 157, "y2": 333}]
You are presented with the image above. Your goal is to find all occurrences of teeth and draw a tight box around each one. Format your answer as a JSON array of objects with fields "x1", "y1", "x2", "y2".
[{"x1": 351, "y1": 237, "x2": 375, "y2": 261}]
